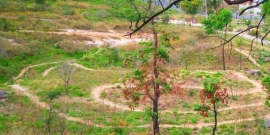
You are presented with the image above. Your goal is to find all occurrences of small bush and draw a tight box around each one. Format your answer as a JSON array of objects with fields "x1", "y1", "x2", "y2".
[
  {"x1": 94, "y1": 10, "x2": 111, "y2": 19},
  {"x1": 35, "y1": 0, "x2": 46, "y2": 5},
  {"x1": 0, "y1": 0, "x2": 8, "y2": 8},
  {"x1": 161, "y1": 15, "x2": 170, "y2": 24},
  {"x1": 188, "y1": 89, "x2": 196, "y2": 97},
  {"x1": 100, "y1": 91, "x2": 107, "y2": 99},
  {"x1": 182, "y1": 102, "x2": 191, "y2": 108},
  {"x1": 32, "y1": 4, "x2": 51, "y2": 11},
  {"x1": 262, "y1": 24, "x2": 270, "y2": 33},
  {"x1": 62, "y1": 5, "x2": 75, "y2": 15},
  {"x1": 0, "y1": 18, "x2": 13, "y2": 31},
  {"x1": 248, "y1": 30, "x2": 259, "y2": 36},
  {"x1": 57, "y1": 40, "x2": 79, "y2": 54}
]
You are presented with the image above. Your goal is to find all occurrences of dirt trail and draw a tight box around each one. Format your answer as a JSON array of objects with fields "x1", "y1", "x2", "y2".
[
  {"x1": 234, "y1": 48, "x2": 260, "y2": 67},
  {"x1": 91, "y1": 70, "x2": 264, "y2": 113},
  {"x1": 14, "y1": 60, "x2": 76, "y2": 80},
  {"x1": 10, "y1": 61, "x2": 267, "y2": 129},
  {"x1": 11, "y1": 84, "x2": 268, "y2": 129},
  {"x1": 19, "y1": 29, "x2": 146, "y2": 47},
  {"x1": 42, "y1": 67, "x2": 57, "y2": 77},
  {"x1": 138, "y1": 117, "x2": 261, "y2": 128},
  {"x1": 11, "y1": 84, "x2": 95, "y2": 126}
]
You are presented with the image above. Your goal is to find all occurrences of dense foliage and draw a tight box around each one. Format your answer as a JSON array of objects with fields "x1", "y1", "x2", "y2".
[
  {"x1": 180, "y1": 0, "x2": 202, "y2": 18},
  {"x1": 201, "y1": 9, "x2": 233, "y2": 34}
]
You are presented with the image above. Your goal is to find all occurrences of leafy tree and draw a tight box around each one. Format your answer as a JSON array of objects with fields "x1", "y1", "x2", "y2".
[
  {"x1": 262, "y1": 0, "x2": 270, "y2": 15},
  {"x1": 59, "y1": 62, "x2": 74, "y2": 95},
  {"x1": 45, "y1": 90, "x2": 61, "y2": 135},
  {"x1": 180, "y1": 0, "x2": 202, "y2": 22},
  {"x1": 123, "y1": 22, "x2": 181, "y2": 134},
  {"x1": 120, "y1": 8, "x2": 139, "y2": 22},
  {"x1": 195, "y1": 77, "x2": 228, "y2": 135},
  {"x1": 207, "y1": 0, "x2": 223, "y2": 14},
  {"x1": 201, "y1": 9, "x2": 233, "y2": 70},
  {"x1": 262, "y1": 75, "x2": 270, "y2": 100}
]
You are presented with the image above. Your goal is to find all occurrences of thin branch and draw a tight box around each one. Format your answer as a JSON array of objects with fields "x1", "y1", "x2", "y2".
[
  {"x1": 239, "y1": 0, "x2": 268, "y2": 15},
  {"x1": 203, "y1": 35, "x2": 226, "y2": 41},
  {"x1": 248, "y1": 38, "x2": 255, "y2": 57},
  {"x1": 229, "y1": 41, "x2": 233, "y2": 59},
  {"x1": 206, "y1": 26, "x2": 257, "y2": 51},
  {"x1": 262, "y1": 30, "x2": 270, "y2": 46},
  {"x1": 158, "y1": 0, "x2": 165, "y2": 9},
  {"x1": 125, "y1": 0, "x2": 182, "y2": 37},
  {"x1": 224, "y1": 0, "x2": 253, "y2": 5}
]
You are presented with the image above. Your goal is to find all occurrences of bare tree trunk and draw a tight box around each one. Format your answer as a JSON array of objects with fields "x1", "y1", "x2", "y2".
[
  {"x1": 152, "y1": 29, "x2": 160, "y2": 135},
  {"x1": 222, "y1": 44, "x2": 225, "y2": 70},
  {"x1": 65, "y1": 81, "x2": 69, "y2": 95},
  {"x1": 48, "y1": 101, "x2": 52, "y2": 135},
  {"x1": 222, "y1": 25, "x2": 228, "y2": 71},
  {"x1": 205, "y1": 0, "x2": 208, "y2": 19},
  {"x1": 240, "y1": 46, "x2": 242, "y2": 70},
  {"x1": 213, "y1": 102, "x2": 217, "y2": 135}
]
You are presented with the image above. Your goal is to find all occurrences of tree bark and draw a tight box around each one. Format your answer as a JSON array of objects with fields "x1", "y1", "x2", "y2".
[
  {"x1": 205, "y1": 0, "x2": 208, "y2": 19},
  {"x1": 222, "y1": 25, "x2": 228, "y2": 71},
  {"x1": 240, "y1": 46, "x2": 242, "y2": 70},
  {"x1": 213, "y1": 102, "x2": 217, "y2": 135},
  {"x1": 152, "y1": 28, "x2": 160, "y2": 135}
]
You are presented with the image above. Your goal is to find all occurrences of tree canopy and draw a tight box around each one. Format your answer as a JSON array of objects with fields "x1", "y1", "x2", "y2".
[
  {"x1": 180, "y1": 0, "x2": 202, "y2": 17},
  {"x1": 201, "y1": 9, "x2": 233, "y2": 34}
]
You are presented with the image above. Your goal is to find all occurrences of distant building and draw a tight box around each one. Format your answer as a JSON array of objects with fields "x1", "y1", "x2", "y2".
[{"x1": 0, "y1": 91, "x2": 8, "y2": 102}]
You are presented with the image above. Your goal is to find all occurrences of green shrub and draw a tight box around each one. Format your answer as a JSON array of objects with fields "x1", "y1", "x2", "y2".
[
  {"x1": 248, "y1": 30, "x2": 259, "y2": 36},
  {"x1": 188, "y1": 89, "x2": 196, "y2": 97},
  {"x1": 81, "y1": 48, "x2": 122, "y2": 67},
  {"x1": 161, "y1": 15, "x2": 170, "y2": 24},
  {"x1": 0, "y1": 0, "x2": 8, "y2": 8},
  {"x1": 62, "y1": 5, "x2": 75, "y2": 15},
  {"x1": 182, "y1": 102, "x2": 191, "y2": 108},
  {"x1": 32, "y1": 3, "x2": 51, "y2": 11},
  {"x1": 100, "y1": 91, "x2": 107, "y2": 99},
  {"x1": 0, "y1": 18, "x2": 13, "y2": 31},
  {"x1": 94, "y1": 10, "x2": 111, "y2": 19},
  {"x1": 35, "y1": 0, "x2": 46, "y2": 5}
]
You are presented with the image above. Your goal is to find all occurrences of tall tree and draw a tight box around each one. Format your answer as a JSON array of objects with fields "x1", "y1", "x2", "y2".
[
  {"x1": 207, "y1": 0, "x2": 223, "y2": 14},
  {"x1": 180, "y1": 0, "x2": 202, "y2": 23},
  {"x1": 123, "y1": 28, "x2": 182, "y2": 135},
  {"x1": 59, "y1": 62, "x2": 74, "y2": 95},
  {"x1": 195, "y1": 77, "x2": 228, "y2": 135},
  {"x1": 236, "y1": 39, "x2": 243, "y2": 70},
  {"x1": 201, "y1": 9, "x2": 233, "y2": 70},
  {"x1": 123, "y1": 1, "x2": 182, "y2": 134}
]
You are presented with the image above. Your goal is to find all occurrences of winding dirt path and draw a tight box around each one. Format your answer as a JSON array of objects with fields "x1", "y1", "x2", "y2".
[
  {"x1": 42, "y1": 67, "x2": 57, "y2": 77},
  {"x1": 14, "y1": 60, "x2": 76, "y2": 80},
  {"x1": 14, "y1": 60, "x2": 106, "y2": 81},
  {"x1": 10, "y1": 61, "x2": 267, "y2": 129},
  {"x1": 11, "y1": 84, "x2": 95, "y2": 126},
  {"x1": 10, "y1": 84, "x2": 268, "y2": 129},
  {"x1": 11, "y1": 83, "x2": 269, "y2": 129},
  {"x1": 234, "y1": 48, "x2": 260, "y2": 67},
  {"x1": 90, "y1": 70, "x2": 264, "y2": 113}
]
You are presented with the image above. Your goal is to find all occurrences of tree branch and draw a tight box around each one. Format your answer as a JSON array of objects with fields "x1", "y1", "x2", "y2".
[
  {"x1": 239, "y1": 0, "x2": 268, "y2": 15},
  {"x1": 125, "y1": 0, "x2": 182, "y2": 37}
]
